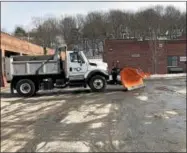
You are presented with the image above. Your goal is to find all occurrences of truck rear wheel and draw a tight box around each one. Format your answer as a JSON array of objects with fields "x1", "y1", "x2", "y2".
[
  {"x1": 16, "y1": 79, "x2": 36, "y2": 97},
  {"x1": 89, "y1": 75, "x2": 106, "y2": 92}
]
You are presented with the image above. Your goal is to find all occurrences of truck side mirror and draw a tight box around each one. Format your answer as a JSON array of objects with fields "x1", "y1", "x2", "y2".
[
  {"x1": 77, "y1": 52, "x2": 82, "y2": 66},
  {"x1": 77, "y1": 54, "x2": 82, "y2": 66},
  {"x1": 78, "y1": 59, "x2": 82, "y2": 66}
]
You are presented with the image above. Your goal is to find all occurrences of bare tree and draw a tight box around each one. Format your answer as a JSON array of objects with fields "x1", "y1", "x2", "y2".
[
  {"x1": 13, "y1": 26, "x2": 27, "y2": 37},
  {"x1": 163, "y1": 5, "x2": 182, "y2": 39},
  {"x1": 178, "y1": 12, "x2": 186, "y2": 36},
  {"x1": 27, "y1": 5, "x2": 185, "y2": 54},
  {"x1": 107, "y1": 10, "x2": 125, "y2": 39},
  {"x1": 30, "y1": 17, "x2": 59, "y2": 48},
  {"x1": 82, "y1": 11, "x2": 108, "y2": 56},
  {"x1": 58, "y1": 16, "x2": 77, "y2": 49}
]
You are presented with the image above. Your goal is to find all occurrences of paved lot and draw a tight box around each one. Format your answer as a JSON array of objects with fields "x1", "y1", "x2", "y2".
[{"x1": 1, "y1": 78, "x2": 186, "y2": 152}]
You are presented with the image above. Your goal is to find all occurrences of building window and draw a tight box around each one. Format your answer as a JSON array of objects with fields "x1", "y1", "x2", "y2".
[{"x1": 168, "y1": 56, "x2": 178, "y2": 67}]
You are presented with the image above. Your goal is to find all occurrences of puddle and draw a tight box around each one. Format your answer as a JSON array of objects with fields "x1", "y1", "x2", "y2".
[{"x1": 155, "y1": 86, "x2": 173, "y2": 92}]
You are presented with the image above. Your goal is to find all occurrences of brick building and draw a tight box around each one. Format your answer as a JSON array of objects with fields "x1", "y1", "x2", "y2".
[
  {"x1": 103, "y1": 38, "x2": 186, "y2": 74},
  {"x1": 0, "y1": 32, "x2": 53, "y2": 86}
]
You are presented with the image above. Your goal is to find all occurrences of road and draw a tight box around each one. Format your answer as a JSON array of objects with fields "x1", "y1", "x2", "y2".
[{"x1": 1, "y1": 78, "x2": 186, "y2": 152}]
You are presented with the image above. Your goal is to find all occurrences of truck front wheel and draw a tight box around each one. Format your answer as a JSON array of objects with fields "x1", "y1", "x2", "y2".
[
  {"x1": 89, "y1": 75, "x2": 106, "y2": 92},
  {"x1": 16, "y1": 79, "x2": 36, "y2": 97}
]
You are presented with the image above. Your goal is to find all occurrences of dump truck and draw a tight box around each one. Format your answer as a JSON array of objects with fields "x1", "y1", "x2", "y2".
[{"x1": 5, "y1": 46, "x2": 149, "y2": 97}]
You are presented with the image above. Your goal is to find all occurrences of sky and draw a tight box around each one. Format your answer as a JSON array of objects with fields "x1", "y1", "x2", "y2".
[{"x1": 1, "y1": 1, "x2": 186, "y2": 33}]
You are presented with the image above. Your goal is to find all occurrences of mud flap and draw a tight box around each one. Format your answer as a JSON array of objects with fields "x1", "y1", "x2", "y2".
[{"x1": 10, "y1": 82, "x2": 14, "y2": 94}]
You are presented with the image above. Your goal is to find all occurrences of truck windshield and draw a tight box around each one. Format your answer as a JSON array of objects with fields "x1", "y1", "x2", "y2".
[{"x1": 80, "y1": 51, "x2": 88, "y2": 63}]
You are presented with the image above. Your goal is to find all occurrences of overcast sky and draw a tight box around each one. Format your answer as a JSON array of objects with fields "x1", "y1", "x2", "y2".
[{"x1": 1, "y1": 1, "x2": 186, "y2": 33}]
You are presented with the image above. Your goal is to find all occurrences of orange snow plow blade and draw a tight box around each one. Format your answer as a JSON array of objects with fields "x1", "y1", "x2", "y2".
[{"x1": 120, "y1": 68, "x2": 150, "y2": 90}]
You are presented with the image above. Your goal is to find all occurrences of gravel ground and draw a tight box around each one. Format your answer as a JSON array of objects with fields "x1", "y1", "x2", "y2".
[{"x1": 1, "y1": 78, "x2": 186, "y2": 152}]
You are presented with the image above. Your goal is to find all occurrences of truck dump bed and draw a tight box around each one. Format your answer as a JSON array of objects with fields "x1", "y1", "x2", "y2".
[
  {"x1": 5, "y1": 55, "x2": 62, "y2": 81},
  {"x1": 12, "y1": 55, "x2": 54, "y2": 61}
]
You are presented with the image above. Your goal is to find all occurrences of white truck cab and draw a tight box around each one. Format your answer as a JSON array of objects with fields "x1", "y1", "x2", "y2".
[{"x1": 66, "y1": 50, "x2": 108, "y2": 81}]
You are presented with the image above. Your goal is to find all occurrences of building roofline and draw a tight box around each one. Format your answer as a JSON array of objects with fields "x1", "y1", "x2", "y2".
[
  {"x1": 1, "y1": 31, "x2": 52, "y2": 50},
  {"x1": 105, "y1": 39, "x2": 186, "y2": 43}
]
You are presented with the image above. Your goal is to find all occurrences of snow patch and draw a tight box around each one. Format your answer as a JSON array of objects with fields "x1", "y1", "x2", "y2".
[
  {"x1": 165, "y1": 110, "x2": 178, "y2": 115},
  {"x1": 89, "y1": 122, "x2": 103, "y2": 128},
  {"x1": 136, "y1": 95, "x2": 148, "y2": 101},
  {"x1": 145, "y1": 115, "x2": 153, "y2": 118},
  {"x1": 36, "y1": 141, "x2": 90, "y2": 152},
  {"x1": 95, "y1": 141, "x2": 104, "y2": 148},
  {"x1": 177, "y1": 88, "x2": 186, "y2": 94},
  {"x1": 144, "y1": 121, "x2": 152, "y2": 125},
  {"x1": 146, "y1": 73, "x2": 186, "y2": 80},
  {"x1": 61, "y1": 104, "x2": 112, "y2": 124}
]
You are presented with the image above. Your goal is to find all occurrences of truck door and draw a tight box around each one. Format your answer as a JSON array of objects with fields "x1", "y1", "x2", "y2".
[{"x1": 67, "y1": 52, "x2": 88, "y2": 80}]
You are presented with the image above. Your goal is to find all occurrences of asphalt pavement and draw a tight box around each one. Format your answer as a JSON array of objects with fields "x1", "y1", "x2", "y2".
[{"x1": 1, "y1": 78, "x2": 186, "y2": 152}]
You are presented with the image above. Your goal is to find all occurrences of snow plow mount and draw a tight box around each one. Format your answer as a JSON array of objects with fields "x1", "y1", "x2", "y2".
[{"x1": 108, "y1": 67, "x2": 150, "y2": 91}]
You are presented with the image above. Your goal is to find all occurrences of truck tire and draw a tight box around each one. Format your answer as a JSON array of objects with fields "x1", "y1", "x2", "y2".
[
  {"x1": 89, "y1": 75, "x2": 106, "y2": 92},
  {"x1": 16, "y1": 79, "x2": 36, "y2": 97}
]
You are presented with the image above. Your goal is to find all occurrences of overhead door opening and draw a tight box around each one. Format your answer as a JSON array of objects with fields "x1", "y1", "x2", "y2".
[{"x1": 5, "y1": 51, "x2": 20, "y2": 57}]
